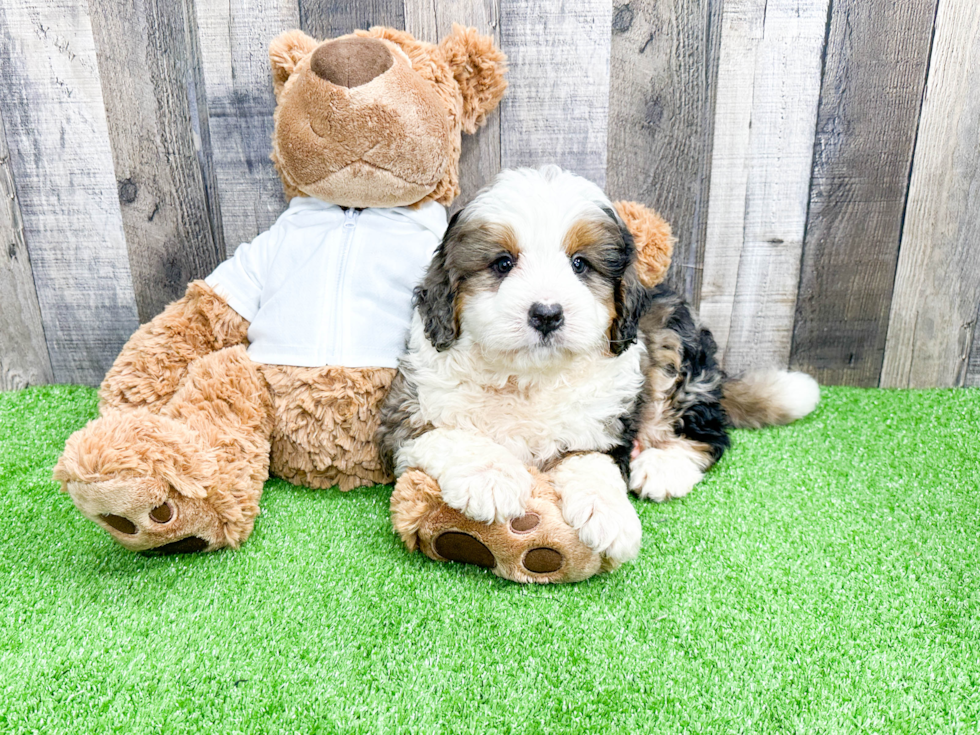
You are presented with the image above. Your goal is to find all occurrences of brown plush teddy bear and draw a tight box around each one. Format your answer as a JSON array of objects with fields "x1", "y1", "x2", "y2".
[{"x1": 53, "y1": 25, "x2": 509, "y2": 553}]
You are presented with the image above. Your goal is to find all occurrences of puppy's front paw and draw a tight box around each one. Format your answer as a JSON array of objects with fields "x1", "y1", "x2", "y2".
[
  {"x1": 629, "y1": 447, "x2": 704, "y2": 502},
  {"x1": 439, "y1": 461, "x2": 532, "y2": 524},
  {"x1": 559, "y1": 486, "x2": 641, "y2": 563}
]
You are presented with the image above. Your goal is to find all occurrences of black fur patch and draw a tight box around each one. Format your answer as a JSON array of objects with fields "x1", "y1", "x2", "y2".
[
  {"x1": 604, "y1": 389, "x2": 646, "y2": 481},
  {"x1": 604, "y1": 206, "x2": 646, "y2": 356},
  {"x1": 645, "y1": 284, "x2": 731, "y2": 463},
  {"x1": 414, "y1": 211, "x2": 463, "y2": 351}
]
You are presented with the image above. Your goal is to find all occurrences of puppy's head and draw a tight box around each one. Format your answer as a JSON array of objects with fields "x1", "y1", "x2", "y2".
[{"x1": 414, "y1": 166, "x2": 649, "y2": 364}]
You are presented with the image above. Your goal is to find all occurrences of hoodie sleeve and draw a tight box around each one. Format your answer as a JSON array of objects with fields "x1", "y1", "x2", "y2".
[{"x1": 204, "y1": 223, "x2": 282, "y2": 322}]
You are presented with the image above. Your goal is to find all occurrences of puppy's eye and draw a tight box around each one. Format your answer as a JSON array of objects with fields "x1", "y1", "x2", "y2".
[
  {"x1": 571, "y1": 255, "x2": 590, "y2": 275},
  {"x1": 490, "y1": 254, "x2": 515, "y2": 276}
]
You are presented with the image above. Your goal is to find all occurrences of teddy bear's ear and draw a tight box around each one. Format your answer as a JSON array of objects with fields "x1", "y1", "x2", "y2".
[
  {"x1": 438, "y1": 24, "x2": 508, "y2": 134},
  {"x1": 270, "y1": 30, "x2": 318, "y2": 97},
  {"x1": 613, "y1": 200, "x2": 675, "y2": 288}
]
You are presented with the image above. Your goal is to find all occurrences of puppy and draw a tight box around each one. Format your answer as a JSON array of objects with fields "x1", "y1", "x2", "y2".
[{"x1": 378, "y1": 166, "x2": 819, "y2": 563}]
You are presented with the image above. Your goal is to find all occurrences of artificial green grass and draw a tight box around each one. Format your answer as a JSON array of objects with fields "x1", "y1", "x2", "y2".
[{"x1": 0, "y1": 385, "x2": 977, "y2": 734}]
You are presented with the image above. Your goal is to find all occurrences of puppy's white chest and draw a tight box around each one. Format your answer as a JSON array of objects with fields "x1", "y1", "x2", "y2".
[{"x1": 419, "y1": 346, "x2": 646, "y2": 466}]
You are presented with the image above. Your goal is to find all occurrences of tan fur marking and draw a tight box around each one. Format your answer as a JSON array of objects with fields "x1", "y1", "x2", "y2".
[{"x1": 562, "y1": 218, "x2": 616, "y2": 257}]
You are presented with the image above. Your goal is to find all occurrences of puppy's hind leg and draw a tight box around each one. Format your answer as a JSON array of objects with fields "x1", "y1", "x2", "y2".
[
  {"x1": 629, "y1": 438, "x2": 716, "y2": 502},
  {"x1": 630, "y1": 374, "x2": 729, "y2": 503}
]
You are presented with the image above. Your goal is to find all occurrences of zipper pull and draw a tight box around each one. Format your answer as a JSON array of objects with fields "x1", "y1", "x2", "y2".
[{"x1": 344, "y1": 208, "x2": 358, "y2": 228}]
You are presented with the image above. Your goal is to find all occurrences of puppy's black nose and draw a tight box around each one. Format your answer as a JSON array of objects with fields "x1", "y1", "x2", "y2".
[{"x1": 528, "y1": 302, "x2": 564, "y2": 336}]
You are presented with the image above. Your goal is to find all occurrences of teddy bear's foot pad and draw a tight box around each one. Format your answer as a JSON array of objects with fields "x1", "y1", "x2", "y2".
[
  {"x1": 434, "y1": 532, "x2": 496, "y2": 568},
  {"x1": 100, "y1": 501, "x2": 173, "y2": 536}
]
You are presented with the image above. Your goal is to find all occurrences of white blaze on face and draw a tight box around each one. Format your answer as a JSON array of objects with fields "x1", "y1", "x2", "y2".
[{"x1": 458, "y1": 167, "x2": 620, "y2": 362}]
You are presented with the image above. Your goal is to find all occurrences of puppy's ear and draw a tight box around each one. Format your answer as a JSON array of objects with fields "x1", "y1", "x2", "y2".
[
  {"x1": 270, "y1": 30, "x2": 318, "y2": 98},
  {"x1": 414, "y1": 212, "x2": 462, "y2": 350},
  {"x1": 604, "y1": 207, "x2": 648, "y2": 356},
  {"x1": 613, "y1": 200, "x2": 674, "y2": 287},
  {"x1": 610, "y1": 266, "x2": 647, "y2": 356},
  {"x1": 439, "y1": 24, "x2": 508, "y2": 134}
]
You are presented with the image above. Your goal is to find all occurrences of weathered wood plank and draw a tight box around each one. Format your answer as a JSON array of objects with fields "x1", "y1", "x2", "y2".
[
  {"x1": 967, "y1": 312, "x2": 980, "y2": 388},
  {"x1": 404, "y1": 0, "x2": 502, "y2": 213},
  {"x1": 0, "y1": 1, "x2": 139, "y2": 386},
  {"x1": 789, "y1": 0, "x2": 938, "y2": 387},
  {"x1": 881, "y1": 0, "x2": 980, "y2": 388},
  {"x1": 89, "y1": 0, "x2": 224, "y2": 323},
  {"x1": 606, "y1": 0, "x2": 723, "y2": 305},
  {"x1": 499, "y1": 0, "x2": 611, "y2": 187},
  {"x1": 195, "y1": 0, "x2": 300, "y2": 253},
  {"x1": 298, "y1": 0, "x2": 405, "y2": 40},
  {"x1": 0, "y1": 110, "x2": 54, "y2": 391},
  {"x1": 698, "y1": 0, "x2": 830, "y2": 374}
]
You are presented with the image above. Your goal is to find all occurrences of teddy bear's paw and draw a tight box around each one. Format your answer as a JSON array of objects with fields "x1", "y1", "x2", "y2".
[
  {"x1": 397, "y1": 468, "x2": 614, "y2": 584},
  {"x1": 629, "y1": 446, "x2": 705, "y2": 502},
  {"x1": 54, "y1": 411, "x2": 249, "y2": 554},
  {"x1": 59, "y1": 475, "x2": 229, "y2": 554}
]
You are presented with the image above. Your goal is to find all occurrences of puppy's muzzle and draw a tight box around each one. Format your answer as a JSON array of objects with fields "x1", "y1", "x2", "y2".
[{"x1": 528, "y1": 302, "x2": 564, "y2": 337}]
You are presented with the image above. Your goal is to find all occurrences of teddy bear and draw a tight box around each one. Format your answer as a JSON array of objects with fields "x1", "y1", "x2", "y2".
[{"x1": 53, "y1": 24, "x2": 510, "y2": 553}]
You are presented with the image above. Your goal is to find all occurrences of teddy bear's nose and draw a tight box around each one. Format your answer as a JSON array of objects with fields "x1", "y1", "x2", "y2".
[{"x1": 310, "y1": 37, "x2": 394, "y2": 89}]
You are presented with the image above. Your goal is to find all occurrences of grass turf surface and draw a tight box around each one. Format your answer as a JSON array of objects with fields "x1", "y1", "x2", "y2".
[{"x1": 0, "y1": 386, "x2": 977, "y2": 734}]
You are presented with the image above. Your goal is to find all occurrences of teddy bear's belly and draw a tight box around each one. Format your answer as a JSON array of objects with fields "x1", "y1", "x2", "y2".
[{"x1": 257, "y1": 363, "x2": 397, "y2": 491}]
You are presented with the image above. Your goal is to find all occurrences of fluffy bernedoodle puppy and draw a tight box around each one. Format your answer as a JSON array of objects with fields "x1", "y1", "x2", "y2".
[{"x1": 378, "y1": 166, "x2": 819, "y2": 577}]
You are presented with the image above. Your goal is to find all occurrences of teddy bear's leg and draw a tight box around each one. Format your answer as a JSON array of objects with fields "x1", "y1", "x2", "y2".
[
  {"x1": 390, "y1": 468, "x2": 619, "y2": 584},
  {"x1": 262, "y1": 365, "x2": 396, "y2": 491},
  {"x1": 54, "y1": 346, "x2": 274, "y2": 553}
]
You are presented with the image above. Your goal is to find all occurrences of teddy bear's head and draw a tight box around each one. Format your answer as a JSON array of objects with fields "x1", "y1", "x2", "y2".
[{"x1": 268, "y1": 25, "x2": 507, "y2": 209}]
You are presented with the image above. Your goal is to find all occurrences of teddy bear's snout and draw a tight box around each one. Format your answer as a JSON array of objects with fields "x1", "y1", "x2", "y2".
[{"x1": 311, "y1": 37, "x2": 393, "y2": 89}]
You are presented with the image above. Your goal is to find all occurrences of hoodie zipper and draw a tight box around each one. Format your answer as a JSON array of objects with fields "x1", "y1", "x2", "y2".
[{"x1": 332, "y1": 208, "x2": 359, "y2": 361}]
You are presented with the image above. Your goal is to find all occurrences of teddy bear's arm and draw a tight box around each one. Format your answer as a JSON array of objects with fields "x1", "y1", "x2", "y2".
[{"x1": 99, "y1": 280, "x2": 250, "y2": 414}]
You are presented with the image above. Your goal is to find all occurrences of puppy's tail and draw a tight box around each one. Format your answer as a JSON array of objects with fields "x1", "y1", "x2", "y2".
[{"x1": 721, "y1": 370, "x2": 820, "y2": 429}]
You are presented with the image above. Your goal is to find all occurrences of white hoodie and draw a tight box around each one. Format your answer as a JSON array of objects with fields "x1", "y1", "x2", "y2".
[{"x1": 206, "y1": 196, "x2": 446, "y2": 368}]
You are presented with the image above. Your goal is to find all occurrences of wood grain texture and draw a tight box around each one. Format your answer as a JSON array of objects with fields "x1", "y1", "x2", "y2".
[
  {"x1": 966, "y1": 313, "x2": 980, "y2": 388},
  {"x1": 881, "y1": 0, "x2": 980, "y2": 388},
  {"x1": 0, "y1": 110, "x2": 53, "y2": 390},
  {"x1": 195, "y1": 0, "x2": 299, "y2": 253},
  {"x1": 0, "y1": 0, "x2": 139, "y2": 386},
  {"x1": 404, "y1": 0, "x2": 502, "y2": 213},
  {"x1": 789, "y1": 0, "x2": 938, "y2": 387},
  {"x1": 606, "y1": 0, "x2": 722, "y2": 305},
  {"x1": 298, "y1": 0, "x2": 405, "y2": 40},
  {"x1": 967, "y1": 311, "x2": 980, "y2": 388},
  {"x1": 89, "y1": 0, "x2": 224, "y2": 323},
  {"x1": 698, "y1": 0, "x2": 830, "y2": 374},
  {"x1": 499, "y1": 0, "x2": 611, "y2": 187}
]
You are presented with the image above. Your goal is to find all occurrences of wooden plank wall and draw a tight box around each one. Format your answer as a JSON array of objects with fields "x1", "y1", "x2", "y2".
[
  {"x1": 880, "y1": 0, "x2": 980, "y2": 389},
  {"x1": 0, "y1": 0, "x2": 978, "y2": 389}
]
